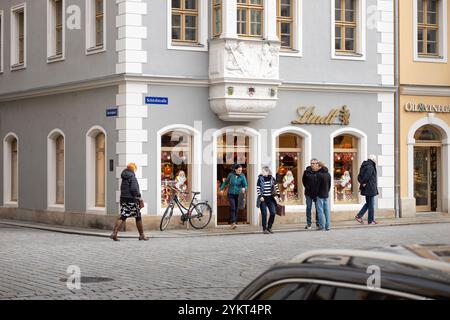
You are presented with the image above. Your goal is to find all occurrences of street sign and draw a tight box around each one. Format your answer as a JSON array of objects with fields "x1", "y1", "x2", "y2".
[
  {"x1": 106, "y1": 108, "x2": 118, "y2": 117},
  {"x1": 145, "y1": 96, "x2": 169, "y2": 105}
]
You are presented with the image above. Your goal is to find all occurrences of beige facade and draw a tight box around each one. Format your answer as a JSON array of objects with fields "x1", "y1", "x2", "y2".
[{"x1": 399, "y1": 0, "x2": 450, "y2": 216}]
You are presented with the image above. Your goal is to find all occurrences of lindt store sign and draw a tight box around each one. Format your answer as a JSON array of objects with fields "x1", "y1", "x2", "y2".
[{"x1": 405, "y1": 102, "x2": 450, "y2": 113}]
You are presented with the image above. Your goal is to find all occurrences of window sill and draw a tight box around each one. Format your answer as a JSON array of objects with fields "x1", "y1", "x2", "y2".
[
  {"x1": 414, "y1": 55, "x2": 448, "y2": 63},
  {"x1": 280, "y1": 49, "x2": 303, "y2": 58},
  {"x1": 86, "y1": 46, "x2": 106, "y2": 56},
  {"x1": 332, "y1": 53, "x2": 366, "y2": 61},
  {"x1": 168, "y1": 42, "x2": 207, "y2": 52},
  {"x1": 86, "y1": 207, "x2": 107, "y2": 214},
  {"x1": 48, "y1": 204, "x2": 65, "y2": 212},
  {"x1": 47, "y1": 54, "x2": 65, "y2": 64},
  {"x1": 2, "y1": 202, "x2": 18, "y2": 208},
  {"x1": 10, "y1": 63, "x2": 26, "y2": 71}
]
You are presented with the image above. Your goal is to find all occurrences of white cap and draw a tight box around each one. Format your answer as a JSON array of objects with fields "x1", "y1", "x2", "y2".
[{"x1": 369, "y1": 154, "x2": 377, "y2": 162}]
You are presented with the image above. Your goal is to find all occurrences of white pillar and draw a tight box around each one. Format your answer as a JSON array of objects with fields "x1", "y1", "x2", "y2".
[
  {"x1": 265, "y1": 0, "x2": 278, "y2": 41},
  {"x1": 443, "y1": 142, "x2": 450, "y2": 213},
  {"x1": 221, "y1": 0, "x2": 237, "y2": 39}
]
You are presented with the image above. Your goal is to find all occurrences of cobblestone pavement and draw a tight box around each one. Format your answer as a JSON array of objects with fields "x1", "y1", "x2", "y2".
[{"x1": 0, "y1": 223, "x2": 449, "y2": 300}]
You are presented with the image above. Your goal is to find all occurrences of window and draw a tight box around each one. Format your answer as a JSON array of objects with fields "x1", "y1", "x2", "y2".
[
  {"x1": 48, "y1": 132, "x2": 65, "y2": 208},
  {"x1": 237, "y1": 0, "x2": 264, "y2": 37},
  {"x1": 414, "y1": 125, "x2": 442, "y2": 141},
  {"x1": 277, "y1": 0, "x2": 294, "y2": 49},
  {"x1": 86, "y1": 127, "x2": 106, "y2": 211},
  {"x1": 335, "y1": 0, "x2": 357, "y2": 53},
  {"x1": 308, "y1": 285, "x2": 405, "y2": 300},
  {"x1": 418, "y1": 0, "x2": 439, "y2": 56},
  {"x1": 414, "y1": 0, "x2": 447, "y2": 62},
  {"x1": 0, "y1": 10, "x2": 4, "y2": 73},
  {"x1": 276, "y1": 134, "x2": 303, "y2": 205},
  {"x1": 172, "y1": 0, "x2": 198, "y2": 43},
  {"x1": 333, "y1": 135, "x2": 359, "y2": 204},
  {"x1": 3, "y1": 135, "x2": 19, "y2": 204},
  {"x1": 47, "y1": 0, "x2": 64, "y2": 61},
  {"x1": 11, "y1": 4, "x2": 26, "y2": 69},
  {"x1": 254, "y1": 282, "x2": 311, "y2": 300},
  {"x1": 213, "y1": 0, "x2": 222, "y2": 38},
  {"x1": 86, "y1": 0, "x2": 105, "y2": 53},
  {"x1": 95, "y1": 133, "x2": 106, "y2": 207},
  {"x1": 161, "y1": 131, "x2": 193, "y2": 208}
]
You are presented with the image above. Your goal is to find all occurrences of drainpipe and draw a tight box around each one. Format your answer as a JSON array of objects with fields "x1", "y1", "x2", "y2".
[{"x1": 394, "y1": 0, "x2": 401, "y2": 219}]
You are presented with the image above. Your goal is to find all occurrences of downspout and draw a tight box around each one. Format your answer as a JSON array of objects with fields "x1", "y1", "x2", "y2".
[{"x1": 394, "y1": 0, "x2": 401, "y2": 219}]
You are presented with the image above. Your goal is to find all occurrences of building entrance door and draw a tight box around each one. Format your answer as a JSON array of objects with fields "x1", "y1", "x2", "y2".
[{"x1": 414, "y1": 147, "x2": 439, "y2": 212}]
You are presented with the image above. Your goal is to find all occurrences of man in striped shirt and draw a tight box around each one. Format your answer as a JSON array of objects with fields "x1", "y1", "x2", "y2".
[{"x1": 257, "y1": 166, "x2": 281, "y2": 234}]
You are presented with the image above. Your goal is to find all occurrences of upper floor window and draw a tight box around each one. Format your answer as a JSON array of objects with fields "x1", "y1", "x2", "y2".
[
  {"x1": 335, "y1": 0, "x2": 357, "y2": 53},
  {"x1": 172, "y1": 0, "x2": 199, "y2": 43},
  {"x1": 0, "y1": 10, "x2": 4, "y2": 73},
  {"x1": 237, "y1": 0, "x2": 264, "y2": 37},
  {"x1": 277, "y1": 0, "x2": 294, "y2": 49},
  {"x1": 86, "y1": 0, "x2": 105, "y2": 54},
  {"x1": 414, "y1": 0, "x2": 448, "y2": 62},
  {"x1": 332, "y1": 0, "x2": 366, "y2": 60},
  {"x1": 47, "y1": 0, "x2": 65, "y2": 62},
  {"x1": 418, "y1": 0, "x2": 439, "y2": 56},
  {"x1": 11, "y1": 4, "x2": 26, "y2": 69},
  {"x1": 213, "y1": 0, "x2": 222, "y2": 38}
]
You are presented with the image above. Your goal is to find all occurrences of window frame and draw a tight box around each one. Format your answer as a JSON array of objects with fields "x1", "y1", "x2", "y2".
[
  {"x1": 167, "y1": 0, "x2": 208, "y2": 51},
  {"x1": 47, "y1": 130, "x2": 66, "y2": 211},
  {"x1": 414, "y1": 0, "x2": 448, "y2": 63},
  {"x1": 3, "y1": 133, "x2": 19, "y2": 207},
  {"x1": 10, "y1": 3, "x2": 27, "y2": 71},
  {"x1": 331, "y1": 0, "x2": 366, "y2": 61},
  {"x1": 86, "y1": 0, "x2": 106, "y2": 55},
  {"x1": 277, "y1": 0, "x2": 302, "y2": 57},
  {"x1": 0, "y1": 10, "x2": 4, "y2": 74},
  {"x1": 47, "y1": 0, "x2": 65, "y2": 63},
  {"x1": 333, "y1": 134, "x2": 359, "y2": 205},
  {"x1": 212, "y1": 0, "x2": 223, "y2": 38},
  {"x1": 86, "y1": 126, "x2": 107, "y2": 214},
  {"x1": 237, "y1": 0, "x2": 265, "y2": 38},
  {"x1": 277, "y1": 0, "x2": 294, "y2": 49},
  {"x1": 417, "y1": 0, "x2": 440, "y2": 57}
]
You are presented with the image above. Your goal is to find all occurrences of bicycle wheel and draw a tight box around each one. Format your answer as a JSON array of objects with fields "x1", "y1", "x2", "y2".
[
  {"x1": 160, "y1": 205, "x2": 174, "y2": 231},
  {"x1": 189, "y1": 202, "x2": 212, "y2": 230}
]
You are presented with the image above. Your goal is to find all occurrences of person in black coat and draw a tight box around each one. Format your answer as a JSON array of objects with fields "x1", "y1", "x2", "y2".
[
  {"x1": 302, "y1": 159, "x2": 320, "y2": 229},
  {"x1": 110, "y1": 163, "x2": 149, "y2": 241},
  {"x1": 355, "y1": 155, "x2": 379, "y2": 225},
  {"x1": 316, "y1": 163, "x2": 332, "y2": 231}
]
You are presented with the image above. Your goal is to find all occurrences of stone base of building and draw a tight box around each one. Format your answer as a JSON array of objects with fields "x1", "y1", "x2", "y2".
[
  {"x1": 400, "y1": 198, "x2": 417, "y2": 218},
  {"x1": 125, "y1": 215, "x2": 218, "y2": 232}
]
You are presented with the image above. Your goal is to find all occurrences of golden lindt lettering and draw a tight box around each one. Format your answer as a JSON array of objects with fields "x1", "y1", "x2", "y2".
[{"x1": 292, "y1": 106, "x2": 346, "y2": 125}]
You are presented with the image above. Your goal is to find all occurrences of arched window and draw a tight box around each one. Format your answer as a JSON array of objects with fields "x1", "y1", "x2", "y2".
[
  {"x1": 55, "y1": 135, "x2": 65, "y2": 205},
  {"x1": 161, "y1": 130, "x2": 193, "y2": 207},
  {"x1": 333, "y1": 134, "x2": 359, "y2": 204},
  {"x1": 414, "y1": 125, "x2": 442, "y2": 141},
  {"x1": 3, "y1": 134, "x2": 18, "y2": 204},
  {"x1": 276, "y1": 133, "x2": 303, "y2": 205},
  {"x1": 10, "y1": 137, "x2": 18, "y2": 202},
  {"x1": 95, "y1": 132, "x2": 106, "y2": 208}
]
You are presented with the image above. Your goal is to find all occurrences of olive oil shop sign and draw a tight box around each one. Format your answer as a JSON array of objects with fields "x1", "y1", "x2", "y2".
[
  {"x1": 291, "y1": 105, "x2": 351, "y2": 125},
  {"x1": 405, "y1": 102, "x2": 450, "y2": 113}
]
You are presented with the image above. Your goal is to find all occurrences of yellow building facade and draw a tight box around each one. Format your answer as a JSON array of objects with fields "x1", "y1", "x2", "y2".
[{"x1": 399, "y1": 0, "x2": 450, "y2": 216}]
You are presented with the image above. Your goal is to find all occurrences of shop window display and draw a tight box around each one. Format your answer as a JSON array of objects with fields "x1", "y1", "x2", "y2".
[
  {"x1": 161, "y1": 131, "x2": 192, "y2": 208},
  {"x1": 276, "y1": 134, "x2": 303, "y2": 205},
  {"x1": 333, "y1": 134, "x2": 358, "y2": 204}
]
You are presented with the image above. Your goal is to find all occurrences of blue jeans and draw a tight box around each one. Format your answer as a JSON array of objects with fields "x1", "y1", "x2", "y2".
[
  {"x1": 306, "y1": 196, "x2": 319, "y2": 226},
  {"x1": 357, "y1": 196, "x2": 375, "y2": 223},
  {"x1": 317, "y1": 198, "x2": 330, "y2": 230},
  {"x1": 228, "y1": 194, "x2": 239, "y2": 224},
  {"x1": 260, "y1": 197, "x2": 277, "y2": 231}
]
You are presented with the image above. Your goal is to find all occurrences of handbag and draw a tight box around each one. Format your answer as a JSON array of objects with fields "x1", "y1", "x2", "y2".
[
  {"x1": 238, "y1": 192, "x2": 246, "y2": 210},
  {"x1": 276, "y1": 203, "x2": 285, "y2": 216}
]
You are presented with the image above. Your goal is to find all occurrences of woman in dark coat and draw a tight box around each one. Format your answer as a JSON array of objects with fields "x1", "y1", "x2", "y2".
[{"x1": 110, "y1": 163, "x2": 149, "y2": 241}]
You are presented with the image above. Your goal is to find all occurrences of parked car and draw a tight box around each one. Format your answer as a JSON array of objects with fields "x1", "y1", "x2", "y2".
[{"x1": 235, "y1": 244, "x2": 450, "y2": 300}]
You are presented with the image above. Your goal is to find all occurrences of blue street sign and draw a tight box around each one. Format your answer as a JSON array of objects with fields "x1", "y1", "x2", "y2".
[
  {"x1": 106, "y1": 108, "x2": 118, "y2": 117},
  {"x1": 145, "y1": 96, "x2": 169, "y2": 105}
]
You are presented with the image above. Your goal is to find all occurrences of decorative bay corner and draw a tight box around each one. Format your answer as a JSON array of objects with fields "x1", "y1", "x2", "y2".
[{"x1": 209, "y1": 38, "x2": 281, "y2": 122}]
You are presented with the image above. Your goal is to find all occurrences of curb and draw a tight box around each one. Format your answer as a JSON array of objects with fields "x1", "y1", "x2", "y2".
[{"x1": 1, "y1": 218, "x2": 449, "y2": 239}]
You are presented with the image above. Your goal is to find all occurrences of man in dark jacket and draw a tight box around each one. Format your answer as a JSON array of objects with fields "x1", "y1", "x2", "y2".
[
  {"x1": 302, "y1": 159, "x2": 320, "y2": 229},
  {"x1": 316, "y1": 163, "x2": 332, "y2": 231},
  {"x1": 110, "y1": 163, "x2": 149, "y2": 241},
  {"x1": 355, "y1": 155, "x2": 379, "y2": 225}
]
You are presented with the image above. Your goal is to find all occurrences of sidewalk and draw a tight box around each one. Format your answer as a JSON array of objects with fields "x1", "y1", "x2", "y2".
[{"x1": 1, "y1": 213, "x2": 449, "y2": 239}]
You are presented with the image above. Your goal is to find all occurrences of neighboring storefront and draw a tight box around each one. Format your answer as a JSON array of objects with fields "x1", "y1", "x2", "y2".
[{"x1": 399, "y1": 98, "x2": 450, "y2": 216}]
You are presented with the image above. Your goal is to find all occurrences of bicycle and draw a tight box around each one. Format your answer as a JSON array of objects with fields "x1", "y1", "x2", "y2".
[{"x1": 160, "y1": 185, "x2": 212, "y2": 231}]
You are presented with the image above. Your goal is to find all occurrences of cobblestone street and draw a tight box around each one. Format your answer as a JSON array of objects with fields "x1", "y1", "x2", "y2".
[{"x1": 0, "y1": 223, "x2": 449, "y2": 300}]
